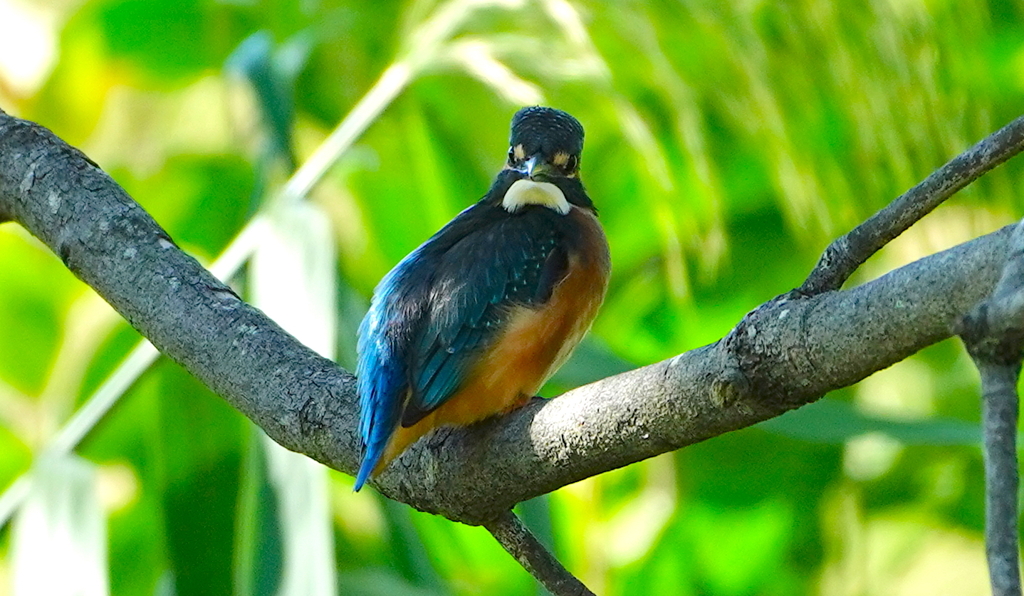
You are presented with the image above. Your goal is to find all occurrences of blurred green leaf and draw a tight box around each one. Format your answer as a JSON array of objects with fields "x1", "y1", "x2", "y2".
[
  {"x1": 689, "y1": 499, "x2": 797, "y2": 596},
  {"x1": 0, "y1": 230, "x2": 81, "y2": 395},
  {"x1": 761, "y1": 397, "x2": 982, "y2": 445},
  {"x1": 379, "y1": 499, "x2": 445, "y2": 591},
  {"x1": 97, "y1": 0, "x2": 228, "y2": 82},
  {"x1": 227, "y1": 30, "x2": 310, "y2": 171},
  {"x1": 336, "y1": 569, "x2": 445, "y2": 596},
  {"x1": 235, "y1": 428, "x2": 283, "y2": 596},
  {"x1": 147, "y1": 362, "x2": 245, "y2": 596}
]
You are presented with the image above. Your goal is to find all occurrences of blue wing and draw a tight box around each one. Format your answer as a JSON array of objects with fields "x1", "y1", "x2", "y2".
[
  {"x1": 355, "y1": 203, "x2": 569, "y2": 489},
  {"x1": 355, "y1": 240, "x2": 432, "y2": 490},
  {"x1": 403, "y1": 217, "x2": 567, "y2": 424}
]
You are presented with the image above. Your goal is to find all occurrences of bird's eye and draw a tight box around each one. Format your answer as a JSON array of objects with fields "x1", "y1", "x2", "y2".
[
  {"x1": 566, "y1": 155, "x2": 579, "y2": 172},
  {"x1": 507, "y1": 147, "x2": 517, "y2": 164}
]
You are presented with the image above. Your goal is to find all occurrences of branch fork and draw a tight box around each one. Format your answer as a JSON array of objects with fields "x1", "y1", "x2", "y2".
[{"x1": 4, "y1": 106, "x2": 1024, "y2": 595}]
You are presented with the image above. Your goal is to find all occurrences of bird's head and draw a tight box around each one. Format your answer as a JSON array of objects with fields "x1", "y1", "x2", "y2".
[
  {"x1": 498, "y1": 107, "x2": 591, "y2": 215},
  {"x1": 505, "y1": 106, "x2": 584, "y2": 182}
]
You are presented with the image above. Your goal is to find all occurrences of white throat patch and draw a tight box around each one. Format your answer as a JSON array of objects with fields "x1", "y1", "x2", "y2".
[{"x1": 502, "y1": 179, "x2": 570, "y2": 215}]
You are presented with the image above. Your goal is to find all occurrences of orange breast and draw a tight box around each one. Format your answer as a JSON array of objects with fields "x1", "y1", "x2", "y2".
[{"x1": 376, "y1": 206, "x2": 610, "y2": 472}]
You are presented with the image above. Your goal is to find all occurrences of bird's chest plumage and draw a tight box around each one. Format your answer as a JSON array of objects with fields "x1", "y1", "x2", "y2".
[
  {"x1": 474, "y1": 205, "x2": 609, "y2": 388},
  {"x1": 405, "y1": 206, "x2": 574, "y2": 401},
  {"x1": 424, "y1": 203, "x2": 606, "y2": 386},
  {"x1": 374, "y1": 202, "x2": 608, "y2": 462}
]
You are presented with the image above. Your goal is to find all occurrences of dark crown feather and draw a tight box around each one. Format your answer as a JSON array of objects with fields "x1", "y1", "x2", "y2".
[{"x1": 510, "y1": 106, "x2": 584, "y2": 157}]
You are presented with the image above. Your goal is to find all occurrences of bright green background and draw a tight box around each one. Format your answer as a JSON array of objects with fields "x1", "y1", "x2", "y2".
[{"x1": 1, "y1": 0, "x2": 1023, "y2": 594}]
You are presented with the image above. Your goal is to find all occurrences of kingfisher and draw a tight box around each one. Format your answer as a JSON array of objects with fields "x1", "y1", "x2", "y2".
[{"x1": 354, "y1": 106, "x2": 610, "y2": 490}]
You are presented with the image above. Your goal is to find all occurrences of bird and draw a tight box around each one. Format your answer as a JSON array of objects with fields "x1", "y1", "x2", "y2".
[{"x1": 354, "y1": 106, "x2": 610, "y2": 490}]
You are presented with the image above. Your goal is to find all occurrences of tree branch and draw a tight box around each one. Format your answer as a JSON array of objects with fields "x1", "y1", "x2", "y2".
[
  {"x1": 0, "y1": 107, "x2": 1016, "y2": 531},
  {"x1": 957, "y1": 220, "x2": 1024, "y2": 596},
  {"x1": 483, "y1": 511, "x2": 594, "y2": 596},
  {"x1": 800, "y1": 115, "x2": 1024, "y2": 295},
  {"x1": 978, "y1": 364, "x2": 1021, "y2": 596}
]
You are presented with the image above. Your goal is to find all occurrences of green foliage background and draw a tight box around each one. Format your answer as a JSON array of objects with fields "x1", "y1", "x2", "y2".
[{"x1": 1, "y1": 0, "x2": 1023, "y2": 594}]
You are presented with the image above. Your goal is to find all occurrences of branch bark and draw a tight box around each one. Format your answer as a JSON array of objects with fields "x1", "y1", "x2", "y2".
[
  {"x1": 800, "y1": 114, "x2": 1024, "y2": 295},
  {"x1": 958, "y1": 220, "x2": 1024, "y2": 596},
  {"x1": 483, "y1": 511, "x2": 594, "y2": 596},
  {"x1": 0, "y1": 107, "x2": 1015, "y2": 532}
]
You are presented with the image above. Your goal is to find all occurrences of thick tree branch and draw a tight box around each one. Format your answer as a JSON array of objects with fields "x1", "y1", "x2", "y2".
[
  {"x1": 800, "y1": 115, "x2": 1024, "y2": 295},
  {"x1": 0, "y1": 108, "x2": 1016, "y2": 529},
  {"x1": 958, "y1": 220, "x2": 1024, "y2": 596}
]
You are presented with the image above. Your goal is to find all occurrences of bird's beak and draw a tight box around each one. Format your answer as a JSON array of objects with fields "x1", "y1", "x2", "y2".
[{"x1": 522, "y1": 155, "x2": 557, "y2": 182}]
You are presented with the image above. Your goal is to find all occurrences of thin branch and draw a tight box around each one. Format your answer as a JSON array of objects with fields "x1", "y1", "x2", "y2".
[
  {"x1": 483, "y1": 511, "x2": 595, "y2": 596},
  {"x1": 979, "y1": 365, "x2": 1021, "y2": 596},
  {"x1": 957, "y1": 220, "x2": 1024, "y2": 596},
  {"x1": 0, "y1": 108, "x2": 1017, "y2": 527},
  {"x1": 800, "y1": 114, "x2": 1024, "y2": 296}
]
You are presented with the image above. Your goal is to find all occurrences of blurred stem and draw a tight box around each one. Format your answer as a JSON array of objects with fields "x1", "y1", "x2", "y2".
[
  {"x1": 0, "y1": 341, "x2": 158, "y2": 528},
  {"x1": 278, "y1": 0, "x2": 520, "y2": 208},
  {"x1": 277, "y1": 63, "x2": 413, "y2": 207}
]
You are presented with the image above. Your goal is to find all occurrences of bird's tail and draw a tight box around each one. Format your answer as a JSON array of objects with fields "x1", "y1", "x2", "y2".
[
  {"x1": 354, "y1": 447, "x2": 380, "y2": 491},
  {"x1": 354, "y1": 376, "x2": 405, "y2": 491}
]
